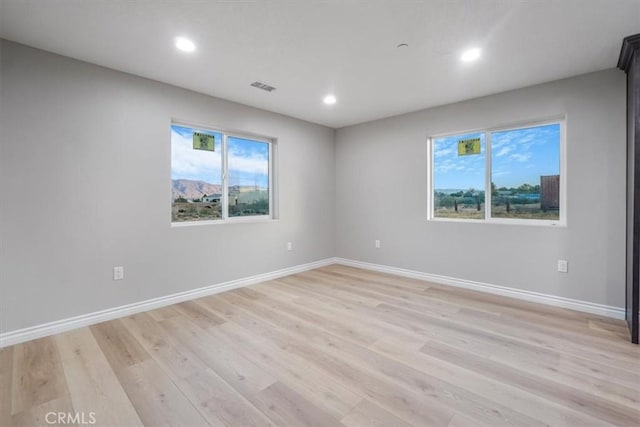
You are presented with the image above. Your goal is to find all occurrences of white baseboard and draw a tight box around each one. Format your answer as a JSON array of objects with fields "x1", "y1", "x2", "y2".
[
  {"x1": 334, "y1": 258, "x2": 626, "y2": 320},
  {"x1": 1, "y1": 256, "x2": 627, "y2": 348},
  {"x1": 0, "y1": 258, "x2": 336, "y2": 348}
]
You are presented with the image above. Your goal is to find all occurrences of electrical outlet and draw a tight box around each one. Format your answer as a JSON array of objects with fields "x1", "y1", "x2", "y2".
[
  {"x1": 113, "y1": 266, "x2": 124, "y2": 280},
  {"x1": 287, "y1": 242, "x2": 293, "y2": 251},
  {"x1": 375, "y1": 240, "x2": 381, "y2": 249},
  {"x1": 557, "y1": 260, "x2": 568, "y2": 273}
]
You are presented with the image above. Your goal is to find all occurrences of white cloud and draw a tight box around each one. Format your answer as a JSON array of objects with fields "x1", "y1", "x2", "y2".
[
  {"x1": 509, "y1": 153, "x2": 531, "y2": 162},
  {"x1": 519, "y1": 134, "x2": 536, "y2": 144},
  {"x1": 171, "y1": 131, "x2": 221, "y2": 182},
  {"x1": 434, "y1": 147, "x2": 455, "y2": 158},
  {"x1": 228, "y1": 151, "x2": 269, "y2": 176},
  {"x1": 495, "y1": 146, "x2": 513, "y2": 157},
  {"x1": 171, "y1": 130, "x2": 269, "y2": 184},
  {"x1": 436, "y1": 160, "x2": 456, "y2": 172}
]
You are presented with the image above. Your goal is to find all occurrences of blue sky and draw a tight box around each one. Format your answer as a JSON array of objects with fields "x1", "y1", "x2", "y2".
[
  {"x1": 433, "y1": 124, "x2": 560, "y2": 190},
  {"x1": 491, "y1": 124, "x2": 560, "y2": 188},
  {"x1": 433, "y1": 132, "x2": 485, "y2": 191},
  {"x1": 171, "y1": 125, "x2": 269, "y2": 188},
  {"x1": 227, "y1": 136, "x2": 269, "y2": 187}
]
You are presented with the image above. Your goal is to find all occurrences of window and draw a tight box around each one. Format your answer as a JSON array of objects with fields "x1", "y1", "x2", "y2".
[
  {"x1": 171, "y1": 123, "x2": 273, "y2": 223},
  {"x1": 429, "y1": 119, "x2": 564, "y2": 225}
]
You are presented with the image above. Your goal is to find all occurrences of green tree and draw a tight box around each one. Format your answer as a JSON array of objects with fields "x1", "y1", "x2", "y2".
[{"x1": 517, "y1": 183, "x2": 534, "y2": 193}]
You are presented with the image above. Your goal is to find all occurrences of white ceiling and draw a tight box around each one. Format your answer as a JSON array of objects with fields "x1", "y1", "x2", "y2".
[{"x1": 1, "y1": 1, "x2": 639, "y2": 128}]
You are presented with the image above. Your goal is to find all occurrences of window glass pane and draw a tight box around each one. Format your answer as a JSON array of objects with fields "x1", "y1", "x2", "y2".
[
  {"x1": 227, "y1": 136, "x2": 270, "y2": 217},
  {"x1": 171, "y1": 125, "x2": 223, "y2": 222},
  {"x1": 490, "y1": 123, "x2": 560, "y2": 220},
  {"x1": 433, "y1": 132, "x2": 486, "y2": 219}
]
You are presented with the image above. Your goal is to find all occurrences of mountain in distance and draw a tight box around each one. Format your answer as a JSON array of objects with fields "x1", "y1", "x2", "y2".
[
  {"x1": 172, "y1": 179, "x2": 268, "y2": 201},
  {"x1": 172, "y1": 179, "x2": 222, "y2": 200}
]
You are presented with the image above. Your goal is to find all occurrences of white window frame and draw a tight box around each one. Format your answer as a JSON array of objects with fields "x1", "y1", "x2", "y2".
[
  {"x1": 171, "y1": 119, "x2": 277, "y2": 227},
  {"x1": 427, "y1": 117, "x2": 566, "y2": 227}
]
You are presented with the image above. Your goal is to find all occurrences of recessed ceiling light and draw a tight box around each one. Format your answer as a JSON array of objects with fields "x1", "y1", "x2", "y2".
[
  {"x1": 175, "y1": 37, "x2": 196, "y2": 52},
  {"x1": 461, "y1": 48, "x2": 481, "y2": 62},
  {"x1": 323, "y1": 94, "x2": 337, "y2": 105}
]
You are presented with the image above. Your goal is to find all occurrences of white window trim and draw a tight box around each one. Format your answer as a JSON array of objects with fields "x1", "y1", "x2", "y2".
[
  {"x1": 427, "y1": 116, "x2": 567, "y2": 227},
  {"x1": 170, "y1": 119, "x2": 277, "y2": 226}
]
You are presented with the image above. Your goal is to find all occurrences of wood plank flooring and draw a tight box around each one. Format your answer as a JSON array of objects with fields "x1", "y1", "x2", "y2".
[{"x1": 2, "y1": 265, "x2": 640, "y2": 426}]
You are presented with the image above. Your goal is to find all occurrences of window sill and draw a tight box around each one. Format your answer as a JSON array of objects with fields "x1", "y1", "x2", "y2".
[
  {"x1": 427, "y1": 217, "x2": 566, "y2": 227},
  {"x1": 171, "y1": 217, "x2": 278, "y2": 227}
]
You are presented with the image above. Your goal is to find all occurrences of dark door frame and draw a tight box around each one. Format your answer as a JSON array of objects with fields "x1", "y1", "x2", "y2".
[{"x1": 618, "y1": 34, "x2": 640, "y2": 344}]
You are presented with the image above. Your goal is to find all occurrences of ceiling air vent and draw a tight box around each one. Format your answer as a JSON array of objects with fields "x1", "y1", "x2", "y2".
[{"x1": 250, "y1": 81, "x2": 277, "y2": 92}]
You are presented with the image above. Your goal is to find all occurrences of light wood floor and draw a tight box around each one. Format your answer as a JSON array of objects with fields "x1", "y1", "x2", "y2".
[{"x1": 2, "y1": 265, "x2": 640, "y2": 427}]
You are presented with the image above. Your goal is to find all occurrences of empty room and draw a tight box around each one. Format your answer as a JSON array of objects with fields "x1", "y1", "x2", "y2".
[{"x1": 1, "y1": 1, "x2": 640, "y2": 426}]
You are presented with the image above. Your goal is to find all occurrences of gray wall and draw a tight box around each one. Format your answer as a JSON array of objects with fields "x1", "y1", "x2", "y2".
[
  {"x1": 0, "y1": 40, "x2": 336, "y2": 333},
  {"x1": 336, "y1": 69, "x2": 627, "y2": 308},
  {"x1": 0, "y1": 39, "x2": 628, "y2": 335}
]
